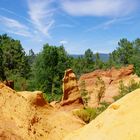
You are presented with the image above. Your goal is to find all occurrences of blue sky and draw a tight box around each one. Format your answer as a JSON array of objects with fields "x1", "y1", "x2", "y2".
[{"x1": 0, "y1": 0, "x2": 140, "y2": 54}]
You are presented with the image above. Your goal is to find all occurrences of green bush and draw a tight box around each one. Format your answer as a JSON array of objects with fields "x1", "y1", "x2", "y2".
[
  {"x1": 73, "y1": 102, "x2": 110, "y2": 123},
  {"x1": 94, "y1": 77, "x2": 106, "y2": 104},
  {"x1": 114, "y1": 79, "x2": 140, "y2": 101},
  {"x1": 80, "y1": 80, "x2": 90, "y2": 107},
  {"x1": 43, "y1": 93, "x2": 62, "y2": 103},
  {"x1": 8, "y1": 74, "x2": 28, "y2": 91},
  {"x1": 73, "y1": 107, "x2": 97, "y2": 123},
  {"x1": 96, "y1": 102, "x2": 110, "y2": 115}
]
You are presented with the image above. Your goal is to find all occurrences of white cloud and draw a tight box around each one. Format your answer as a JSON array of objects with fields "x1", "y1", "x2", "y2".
[
  {"x1": 28, "y1": 0, "x2": 55, "y2": 37},
  {"x1": 60, "y1": 0, "x2": 138, "y2": 17},
  {"x1": 0, "y1": 17, "x2": 27, "y2": 29},
  {"x1": 86, "y1": 16, "x2": 133, "y2": 31},
  {"x1": 0, "y1": 7, "x2": 32, "y2": 23},
  {"x1": 0, "y1": 0, "x2": 56, "y2": 42},
  {"x1": 59, "y1": 40, "x2": 68, "y2": 45},
  {"x1": 0, "y1": 16, "x2": 31, "y2": 37},
  {"x1": 86, "y1": 19, "x2": 117, "y2": 31}
]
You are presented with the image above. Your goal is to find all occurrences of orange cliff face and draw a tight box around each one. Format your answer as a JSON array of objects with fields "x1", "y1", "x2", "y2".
[{"x1": 79, "y1": 65, "x2": 140, "y2": 107}]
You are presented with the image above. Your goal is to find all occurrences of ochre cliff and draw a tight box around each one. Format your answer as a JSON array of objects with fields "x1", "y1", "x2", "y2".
[
  {"x1": 0, "y1": 83, "x2": 84, "y2": 140},
  {"x1": 64, "y1": 88, "x2": 140, "y2": 140},
  {"x1": 1, "y1": 66, "x2": 140, "y2": 140},
  {"x1": 79, "y1": 65, "x2": 140, "y2": 107}
]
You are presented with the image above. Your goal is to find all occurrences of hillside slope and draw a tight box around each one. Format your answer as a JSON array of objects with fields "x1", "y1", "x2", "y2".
[
  {"x1": 0, "y1": 83, "x2": 84, "y2": 140},
  {"x1": 64, "y1": 89, "x2": 140, "y2": 140}
]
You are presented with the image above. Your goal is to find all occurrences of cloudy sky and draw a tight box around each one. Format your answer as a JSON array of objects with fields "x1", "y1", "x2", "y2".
[{"x1": 0, "y1": 0, "x2": 140, "y2": 54}]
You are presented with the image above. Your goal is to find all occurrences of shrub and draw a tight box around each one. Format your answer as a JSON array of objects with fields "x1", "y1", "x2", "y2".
[
  {"x1": 73, "y1": 107, "x2": 97, "y2": 123},
  {"x1": 94, "y1": 77, "x2": 106, "y2": 104},
  {"x1": 73, "y1": 102, "x2": 109, "y2": 124},
  {"x1": 114, "y1": 79, "x2": 140, "y2": 101},
  {"x1": 8, "y1": 74, "x2": 28, "y2": 91},
  {"x1": 43, "y1": 93, "x2": 62, "y2": 103},
  {"x1": 80, "y1": 80, "x2": 90, "y2": 107},
  {"x1": 96, "y1": 102, "x2": 110, "y2": 115}
]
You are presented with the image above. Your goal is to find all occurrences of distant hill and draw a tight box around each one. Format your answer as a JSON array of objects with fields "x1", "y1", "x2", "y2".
[
  {"x1": 99, "y1": 53, "x2": 109, "y2": 62},
  {"x1": 70, "y1": 53, "x2": 109, "y2": 62}
]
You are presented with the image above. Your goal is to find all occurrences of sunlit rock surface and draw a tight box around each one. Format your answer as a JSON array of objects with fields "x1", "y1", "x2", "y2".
[
  {"x1": 0, "y1": 83, "x2": 84, "y2": 140},
  {"x1": 64, "y1": 89, "x2": 140, "y2": 140},
  {"x1": 61, "y1": 69, "x2": 83, "y2": 108}
]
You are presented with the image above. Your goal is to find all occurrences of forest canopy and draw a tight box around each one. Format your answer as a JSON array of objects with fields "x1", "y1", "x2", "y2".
[{"x1": 0, "y1": 34, "x2": 140, "y2": 101}]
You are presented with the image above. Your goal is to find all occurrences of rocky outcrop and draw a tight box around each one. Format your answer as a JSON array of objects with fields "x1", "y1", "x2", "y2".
[
  {"x1": 80, "y1": 65, "x2": 134, "y2": 82},
  {"x1": 17, "y1": 91, "x2": 47, "y2": 106},
  {"x1": 0, "y1": 83, "x2": 84, "y2": 140},
  {"x1": 61, "y1": 69, "x2": 83, "y2": 107},
  {"x1": 64, "y1": 88, "x2": 140, "y2": 140},
  {"x1": 79, "y1": 65, "x2": 140, "y2": 107}
]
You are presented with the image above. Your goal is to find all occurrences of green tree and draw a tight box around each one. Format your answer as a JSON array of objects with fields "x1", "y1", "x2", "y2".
[
  {"x1": 84, "y1": 49, "x2": 94, "y2": 64},
  {"x1": 110, "y1": 39, "x2": 134, "y2": 66},
  {"x1": 70, "y1": 56, "x2": 85, "y2": 77},
  {"x1": 0, "y1": 34, "x2": 30, "y2": 90},
  {"x1": 0, "y1": 48, "x2": 6, "y2": 81},
  {"x1": 106, "y1": 38, "x2": 137, "y2": 70},
  {"x1": 32, "y1": 44, "x2": 70, "y2": 96},
  {"x1": 117, "y1": 39, "x2": 133, "y2": 64},
  {"x1": 130, "y1": 39, "x2": 140, "y2": 76},
  {"x1": 94, "y1": 53, "x2": 103, "y2": 69},
  {"x1": 42, "y1": 44, "x2": 59, "y2": 95},
  {"x1": 0, "y1": 34, "x2": 30, "y2": 78},
  {"x1": 83, "y1": 49, "x2": 94, "y2": 72},
  {"x1": 28, "y1": 49, "x2": 36, "y2": 66}
]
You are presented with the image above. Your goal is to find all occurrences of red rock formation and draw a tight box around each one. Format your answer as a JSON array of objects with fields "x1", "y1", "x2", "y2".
[
  {"x1": 61, "y1": 69, "x2": 83, "y2": 107},
  {"x1": 3, "y1": 80, "x2": 14, "y2": 89},
  {"x1": 79, "y1": 65, "x2": 140, "y2": 107}
]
